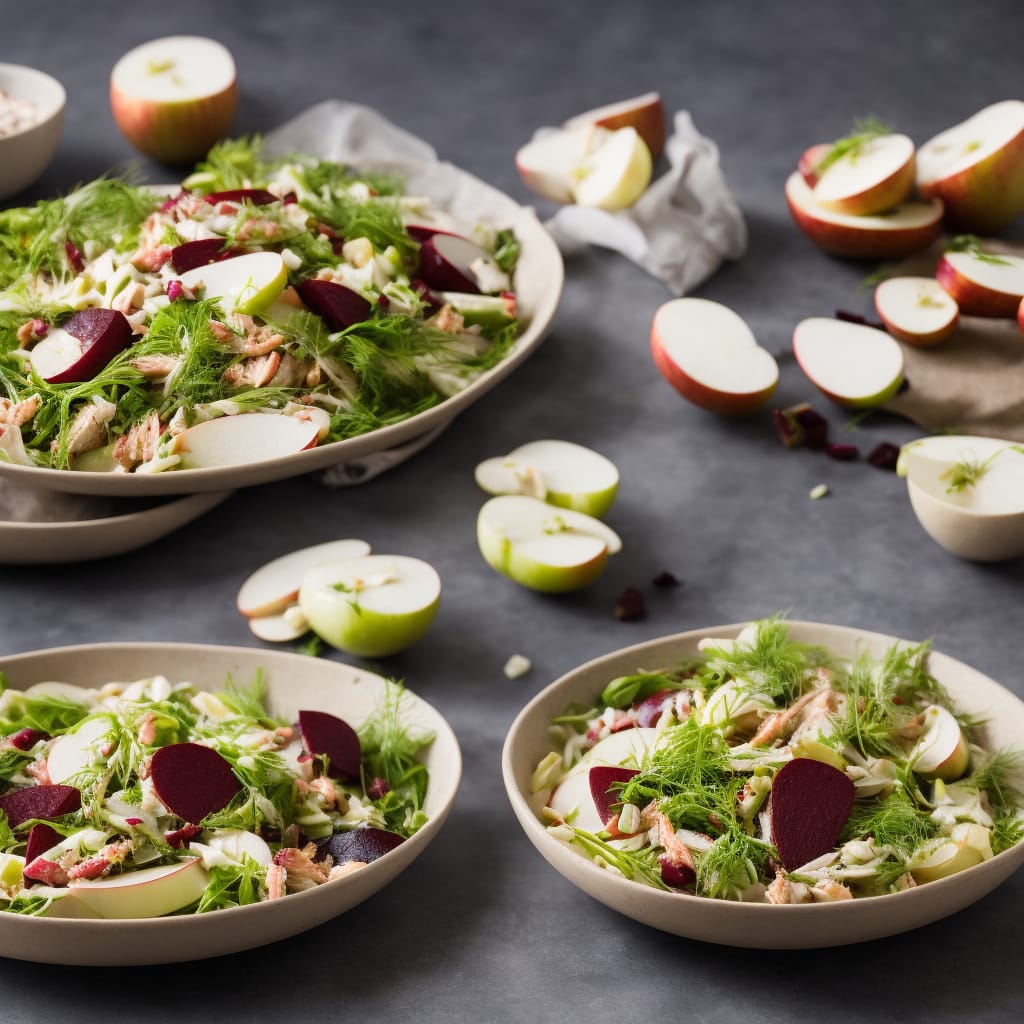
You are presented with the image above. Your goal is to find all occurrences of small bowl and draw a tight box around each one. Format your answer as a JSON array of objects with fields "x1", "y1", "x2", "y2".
[
  {"x1": 0, "y1": 63, "x2": 66, "y2": 200},
  {"x1": 502, "y1": 621, "x2": 1024, "y2": 948}
]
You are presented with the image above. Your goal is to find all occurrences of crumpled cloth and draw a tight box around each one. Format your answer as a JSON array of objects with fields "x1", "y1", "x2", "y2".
[{"x1": 540, "y1": 111, "x2": 748, "y2": 294}]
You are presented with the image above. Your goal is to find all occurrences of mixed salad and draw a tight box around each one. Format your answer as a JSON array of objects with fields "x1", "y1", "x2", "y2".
[
  {"x1": 533, "y1": 618, "x2": 1023, "y2": 903},
  {"x1": 0, "y1": 138, "x2": 520, "y2": 473},
  {"x1": 0, "y1": 670, "x2": 433, "y2": 917}
]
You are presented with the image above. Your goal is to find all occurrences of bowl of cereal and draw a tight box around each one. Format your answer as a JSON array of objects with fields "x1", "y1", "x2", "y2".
[{"x1": 0, "y1": 64, "x2": 66, "y2": 201}]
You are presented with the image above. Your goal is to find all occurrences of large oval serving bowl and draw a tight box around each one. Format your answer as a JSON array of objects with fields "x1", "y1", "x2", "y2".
[
  {"x1": 502, "y1": 621, "x2": 1024, "y2": 949},
  {"x1": 0, "y1": 643, "x2": 461, "y2": 965}
]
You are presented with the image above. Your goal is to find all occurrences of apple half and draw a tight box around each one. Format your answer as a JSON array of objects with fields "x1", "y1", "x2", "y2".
[
  {"x1": 571, "y1": 126, "x2": 652, "y2": 211},
  {"x1": 785, "y1": 172, "x2": 943, "y2": 260},
  {"x1": 792, "y1": 318, "x2": 904, "y2": 408},
  {"x1": 474, "y1": 439, "x2": 619, "y2": 519},
  {"x1": 110, "y1": 36, "x2": 238, "y2": 165},
  {"x1": 172, "y1": 412, "x2": 321, "y2": 469},
  {"x1": 651, "y1": 298, "x2": 778, "y2": 415},
  {"x1": 916, "y1": 100, "x2": 1024, "y2": 233},
  {"x1": 563, "y1": 92, "x2": 667, "y2": 160},
  {"x1": 935, "y1": 248, "x2": 1024, "y2": 318},
  {"x1": 874, "y1": 276, "x2": 959, "y2": 346},
  {"x1": 812, "y1": 133, "x2": 915, "y2": 216},
  {"x1": 298, "y1": 554, "x2": 441, "y2": 657}
]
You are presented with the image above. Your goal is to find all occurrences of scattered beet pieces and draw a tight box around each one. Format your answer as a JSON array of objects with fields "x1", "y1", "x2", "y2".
[
  {"x1": 0, "y1": 784, "x2": 81, "y2": 828},
  {"x1": 149, "y1": 743, "x2": 242, "y2": 824},
  {"x1": 298, "y1": 710, "x2": 362, "y2": 780},
  {"x1": 615, "y1": 586, "x2": 647, "y2": 622},
  {"x1": 769, "y1": 758, "x2": 855, "y2": 871},
  {"x1": 588, "y1": 766, "x2": 639, "y2": 825},
  {"x1": 295, "y1": 279, "x2": 373, "y2": 331},
  {"x1": 651, "y1": 571, "x2": 680, "y2": 588},
  {"x1": 314, "y1": 826, "x2": 405, "y2": 866},
  {"x1": 867, "y1": 442, "x2": 901, "y2": 471},
  {"x1": 774, "y1": 403, "x2": 829, "y2": 450},
  {"x1": 825, "y1": 443, "x2": 859, "y2": 461},
  {"x1": 170, "y1": 238, "x2": 238, "y2": 274},
  {"x1": 203, "y1": 188, "x2": 279, "y2": 206},
  {"x1": 24, "y1": 823, "x2": 61, "y2": 862}
]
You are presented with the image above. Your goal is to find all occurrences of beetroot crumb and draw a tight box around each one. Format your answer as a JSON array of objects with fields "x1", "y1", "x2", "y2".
[
  {"x1": 64, "y1": 240, "x2": 84, "y2": 273},
  {"x1": 651, "y1": 571, "x2": 680, "y2": 588},
  {"x1": 166, "y1": 280, "x2": 183, "y2": 301},
  {"x1": 772, "y1": 408, "x2": 804, "y2": 448},
  {"x1": 793, "y1": 405, "x2": 829, "y2": 450},
  {"x1": 367, "y1": 777, "x2": 391, "y2": 800},
  {"x1": 867, "y1": 442, "x2": 901, "y2": 470},
  {"x1": 825, "y1": 443, "x2": 859, "y2": 461},
  {"x1": 615, "y1": 587, "x2": 647, "y2": 622}
]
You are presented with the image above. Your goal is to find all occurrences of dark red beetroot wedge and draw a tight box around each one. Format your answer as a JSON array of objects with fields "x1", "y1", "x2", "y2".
[
  {"x1": 298, "y1": 710, "x2": 361, "y2": 780},
  {"x1": 0, "y1": 785, "x2": 81, "y2": 828},
  {"x1": 296, "y1": 280, "x2": 373, "y2": 331},
  {"x1": 770, "y1": 757, "x2": 855, "y2": 871},
  {"x1": 659, "y1": 853, "x2": 695, "y2": 889},
  {"x1": 417, "y1": 234, "x2": 489, "y2": 294},
  {"x1": 314, "y1": 826, "x2": 404, "y2": 866},
  {"x1": 149, "y1": 743, "x2": 242, "y2": 824},
  {"x1": 24, "y1": 822, "x2": 61, "y2": 862},
  {"x1": 588, "y1": 766, "x2": 639, "y2": 826},
  {"x1": 30, "y1": 308, "x2": 134, "y2": 385},
  {"x1": 204, "y1": 188, "x2": 279, "y2": 206},
  {"x1": 8, "y1": 727, "x2": 45, "y2": 751},
  {"x1": 171, "y1": 238, "x2": 238, "y2": 274}
]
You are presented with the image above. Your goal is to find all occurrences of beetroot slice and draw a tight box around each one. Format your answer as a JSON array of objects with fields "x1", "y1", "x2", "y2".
[
  {"x1": 149, "y1": 743, "x2": 241, "y2": 824},
  {"x1": 769, "y1": 758, "x2": 854, "y2": 871},
  {"x1": 314, "y1": 827, "x2": 404, "y2": 865},
  {"x1": 298, "y1": 710, "x2": 361, "y2": 780},
  {"x1": 24, "y1": 822, "x2": 61, "y2": 862},
  {"x1": 203, "y1": 188, "x2": 278, "y2": 206},
  {"x1": 588, "y1": 766, "x2": 639, "y2": 825},
  {"x1": 8, "y1": 728, "x2": 45, "y2": 751},
  {"x1": 416, "y1": 234, "x2": 484, "y2": 294},
  {"x1": 0, "y1": 785, "x2": 81, "y2": 828},
  {"x1": 296, "y1": 280, "x2": 373, "y2": 331},
  {"x1": 659, "y1": 853, "x2": 695, "y2": 889},
  {"x1": 171, "y1": 238, "x2": 238, "y2": 273}
]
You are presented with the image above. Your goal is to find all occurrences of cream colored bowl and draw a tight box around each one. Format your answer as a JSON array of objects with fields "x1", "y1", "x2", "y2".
[
  {"x1": 0, "y1": 64, "x2": 65, "y2": 200},
  {"x1": 0, "y1": 643, "x2": 461, "y2": 965},
  {"x1": 502, "y1": 621, "x2": 1024, "y2": 949}
]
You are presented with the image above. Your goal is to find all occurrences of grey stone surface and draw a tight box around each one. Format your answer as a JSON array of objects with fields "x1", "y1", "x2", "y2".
[{"x1": 1, "y1": 0, "x2": 1023, "y2": 1018}]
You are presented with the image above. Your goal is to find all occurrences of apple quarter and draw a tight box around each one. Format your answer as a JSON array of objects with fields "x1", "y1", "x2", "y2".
[
  {"x1": 563, "y1": 92, "x2": 667, "y2": 160},
  {"x1": 571, "y1": 126, "x2": 652, "y2": 211}
]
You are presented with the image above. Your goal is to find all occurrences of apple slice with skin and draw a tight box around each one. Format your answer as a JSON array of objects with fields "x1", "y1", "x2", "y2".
[
  {"x1": 874, "y1": 276, "x2": 959, "y2": 346},
  {"x1": 917, "y1": 100, "x2": 1024, "y2": 233},
  {"x1": 785, "y1": 172, "x2": 943, "y2": 260},
  {"x1": 298, "y1": 554, "x2": 441, "y2": 658},
  {"x1": 177, "y1": 251, "x2": 287, "y2": 316},
  {"x1": 69, "y1": 857, "x2": 209, "y2": 918},
  {"x1": 172, "y1": 412, "x2": 320, "y2": 469},
  {"x1": 46, "y1": 716, "x2": 113, "y2": 785},
  {"x1": 910, "y1": 705, "x2": 970, "y2": 781},
  {"x1": 548, "y1": 772, "x2": 606, "y2": 832},
  {"x1": 571, "y1": 126, "x2": 652, "y2": 210},
  {"x1": 515, "y1": 126, "x2": 596, "y2": 203},
  {"x1": 798, "y1": 144, "x2": 832, "y2": 187},
  {"x1": 651, "y1": 298, "x2": 778, "y2": 415},
  {"x1": 477, "y1": 494, "x2": 622, "y2": 593},
  {"x1": 295, "y1": 279, "x2": 373, "y2": 330},
  {"x1": 298, "y1": 709, "x2": 362, "y2": 780},
  {"x1": 237, "y1": 538, "x2": 372, "y2": 619},
  {"x1": 29, "y1": 309, "x2": 133, "y2": 384},
  {"x1": 563, "y1": 92, "x2": 667, "y2": 160},
  {"x1": 417, "y1": 234, "x2": 491, "y2": 294},
  {"x1": 812, "y1": 133, "x2": 915, "y2": 215},
  {"x1": 315, "y1": 827, "x2": 405, "y2": 866},
  {"x1": 908, "y1": 824, "x2": 990, "y2": 883},
  {"x1": 110, "y1": 36, "x2": 237, "y2": 165},
  {"x1": 474, "y1": 439, "x2": 620, "y2": 519},
  {"x1": 935, "y1": 247, "x2": 1024, "y2": 318},
  {"x1": 149, "y1": 742, "x2": 242, "y2": 824},
  {"x1": 793, "y1": 317, "x2": 904, "y2": 408},
  {"x1": 248, "y1": 609, "x2": 309, "y2": 643}
]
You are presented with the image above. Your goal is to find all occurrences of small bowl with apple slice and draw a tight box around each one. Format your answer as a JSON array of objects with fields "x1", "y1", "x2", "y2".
[
  {"x1": 0, "y1": 643, "x2": 460, "y2": 965},
  {"x1": 502, "y1": 620, "x2": 1024, "y2": 948}
]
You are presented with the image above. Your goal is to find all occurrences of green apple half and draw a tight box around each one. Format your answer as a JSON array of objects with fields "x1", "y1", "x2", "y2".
[
  {"x1": 298, "y1": 554, "x2": 441, "y2": 657},
  {"x1": 474, "y1": 439, "x2": 620, "y2": 519},
  {"x1": 477, "y1": 494, "x2": 622, "y2": 593},
  {"x1": 177, "y1": 251, "x2": 287, "y2": 316}
]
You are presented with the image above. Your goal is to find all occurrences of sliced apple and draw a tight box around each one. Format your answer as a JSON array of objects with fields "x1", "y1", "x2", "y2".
[
  {"x1": 295, "y1": 279, "x2": 373, "y2": 331},
  {"x1": 581, "y1": 728, "x2": 661, "y2": 770},
  {"x1": 298, "y1": 554, "x2": 441, "y2": 658},
  {"x1": 474, "y1": 439, "x2": 619, "y2": 519},
  {"x1": 515, "y1": 126, "x2": 595, "y2": 203},
  {"x1": 437, "y1": 291, "x2": 516, "y2": 331},
  {"x1": 69, "y1": 857, "x2": 209, "y2": 918},
  {"x1": 172, "y1": 412, "x2": 320, "y2": 469},
  {"x1": 812, "y1": 133, "x2": 915, "y2": 215},
  {"x1": 792, "y1": 318, "x2": 904, "y2": 408},
  {"x1": 110, "y1": 36, "x2": 237, "y2": 165},
  {"x1": 46, "y1": 716, "x2": 113, "y2": 785},
  {"x1": 248, "y1": 610, "x2": 309, "y2": 643},
  {"x1": 936, "y1": 247, "x2": 1024, "y2": 318},
  {"x1": 548, "y1": 771, "x2": 606, "y2": 832},
  {"x1": 176, "y1": 251, "x2": 287, "y2": 316},
  {"x1": 785, "y1": 171, "x2": 943, "y2": 260},
  {"x1": 874, "y1": 276, "x2": 959, "y2": 346},
  {"x1": 916, "y1": 100, "x2": 1024, "y2": 233},
  {"x1": 477, "y1": 494, "x2": 621, "y2": 593},
  {"x1": 910, "y1": 704, "x2": 970, "y2": 781},
  {"x1": 205, "y1": 828, "x2": 274, "y2": 867},
  {"x1": 417, "y1": 233, "x2": 491, "y2": 294},
  {"x1": 29, "y1": 309, "x2": 134, "y2": 384},
  {"x1": 651, "y1": 298, "x2": 778, "y2": 415},
  {"x1": 563, "y1": 92, "x2": 667, "y2": 160},
  {"x1": 908, "y1": 829, "x2": 986, "y2": 884},
  {"x1": 237, "y1": 539, "x2": 372, "y2": 618},
  {"x1": 798, "y1": 143, "x2": 832, "y2": 187},
  {"x1": 571, "y1": 126, "x2": 652, "y2": 210}
]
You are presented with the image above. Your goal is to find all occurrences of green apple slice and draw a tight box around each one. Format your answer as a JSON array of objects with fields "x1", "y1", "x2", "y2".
[
  {"x1": 47, "y1": 716, "x2": 114, "y2": 785},
  {"x1": 176, "y1": 251, "x2": 287, "y2": 315},
  {"x1": 439, "y1": 291, "x2": 516, "y2": 330},
  {"x1": 910, "y1": 704, "x2": 970, "y2": 781},
  {"x1": 172, "y1": 412, "x2": 321, "y2": 469},
  {"x1": 477, "y1": 494, "x2": 622, "y2": 593},
  {"x1": 298, "y1": 554, "x2": 441, "y2": 657},
  {"x1": 68, "y1": 857, "x2": 208, "y2": 918},
  {"x1": 474, "y1": 439, "x2": 620, "y2": 519}
]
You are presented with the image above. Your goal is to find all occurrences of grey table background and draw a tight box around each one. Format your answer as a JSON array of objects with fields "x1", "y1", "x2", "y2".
[{"x1": 2, "y1": 0, "x2": 1023, "y2": 1019}]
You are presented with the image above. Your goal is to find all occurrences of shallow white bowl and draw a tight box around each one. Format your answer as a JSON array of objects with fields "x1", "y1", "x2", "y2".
[
  {"x1": 0, "y1": 643, "x2": 461, "y2": 965},
  {"x1": 502, "y1": 621, "x2": 1024, "y2": 949},
  {"x1": 0, "y1": 64, "x2": 65, "y2": 200}
]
